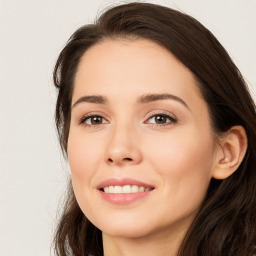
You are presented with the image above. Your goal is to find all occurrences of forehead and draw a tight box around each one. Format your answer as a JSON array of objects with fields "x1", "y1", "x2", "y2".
[{"x1": 73, "y1": 38, "x2": 202, "y2": 104}]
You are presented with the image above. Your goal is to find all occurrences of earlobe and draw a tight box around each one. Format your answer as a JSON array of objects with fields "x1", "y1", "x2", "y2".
[{"x1": 212, "y1": 126, "x2": 248, "y2": 180}]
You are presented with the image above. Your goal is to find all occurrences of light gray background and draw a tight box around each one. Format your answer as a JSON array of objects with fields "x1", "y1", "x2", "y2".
[{"x1": 1, "y1": 0, "x2": 255, "y2": 255}]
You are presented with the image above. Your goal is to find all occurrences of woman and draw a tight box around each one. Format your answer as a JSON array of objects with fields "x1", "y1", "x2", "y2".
[{"x1": 53, "y1": 2, "x2": 256, "y2": 256}]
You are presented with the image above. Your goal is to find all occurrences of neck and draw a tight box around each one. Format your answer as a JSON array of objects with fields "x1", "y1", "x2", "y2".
[{"x1": 102, "y1": 225, "x2": 187, "y2": 256}]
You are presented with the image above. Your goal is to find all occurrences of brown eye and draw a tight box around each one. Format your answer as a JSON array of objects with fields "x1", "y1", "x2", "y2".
[
  {"x1": 89, "y1": 116, "x2": 103, "y2": 125},
  {"x1": 155, "y1": 115, "x2": 168, "y2": 124},
  {"x1": 80, "y1": 115, "x2": 108, "y2": 126},
  {"x1": 146, "y1": 114, "x2": 177, "y2": 125}
]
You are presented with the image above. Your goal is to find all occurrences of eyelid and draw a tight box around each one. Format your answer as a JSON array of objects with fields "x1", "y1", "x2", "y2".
[
  {"x1": 144, "y1": 110, "x2": 178, "y2": 126},
  {"x1": 78, "y1": 112, "x2": 110, "y2": 126}
]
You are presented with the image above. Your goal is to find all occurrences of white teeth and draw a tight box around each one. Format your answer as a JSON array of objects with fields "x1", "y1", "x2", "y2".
[
  {"x1": 114, "y1": 186, "x2": 122, "y2": 193},
  {"x1": 123, "y1": 185, "x2": 131, "y2": 193},
  {"x1": 103, "y1": 185, "x2": 151, "y2": 194},
  {"x1": 131, "y1": 185, "x2": 139, "y2": 193},
  {"x1": 139, "y1": 186, "x2": 144, "y2": 192}
]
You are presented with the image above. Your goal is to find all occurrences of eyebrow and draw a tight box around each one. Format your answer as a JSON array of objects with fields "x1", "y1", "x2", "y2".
[
  {"x1": 137, "y1": 93, "x2": 190, "y2": 110},
  {"x1": 72, "y1": 93, "x2": 189, "y2": 110},
  {"x1": 72, "y1": 95, "x2": 108, "y2": 109}
]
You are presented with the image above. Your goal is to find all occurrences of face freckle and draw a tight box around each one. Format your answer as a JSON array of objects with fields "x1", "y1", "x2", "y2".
[{"x1": 68, "y1": 38, "x2": 218, "y2": 241}]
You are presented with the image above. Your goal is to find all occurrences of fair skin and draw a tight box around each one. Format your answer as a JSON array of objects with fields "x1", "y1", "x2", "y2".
[{"x1": 68, "y1": 39, "x2": 247, "y2": 256}]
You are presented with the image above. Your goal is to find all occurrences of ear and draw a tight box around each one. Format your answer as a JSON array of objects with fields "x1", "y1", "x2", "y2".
[{"x1": 212, "y1": 126, "x2": 248, "y2": 180}]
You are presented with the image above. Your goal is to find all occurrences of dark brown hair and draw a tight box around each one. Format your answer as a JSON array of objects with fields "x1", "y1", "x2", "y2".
[{"x1": 53, "y1": 2, "x2": 256, "y2": 256}]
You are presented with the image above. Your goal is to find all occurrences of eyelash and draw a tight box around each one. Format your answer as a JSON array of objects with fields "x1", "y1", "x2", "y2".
[
  {"x1": 78, "y1": 112, "x2": 177, "y2": 128},
  {"x1": 78, "y1": 113, "x2": 109, "y2": 127},
  {"x1": 145, "y1": 112, "x2": 177, "y2": 126}
]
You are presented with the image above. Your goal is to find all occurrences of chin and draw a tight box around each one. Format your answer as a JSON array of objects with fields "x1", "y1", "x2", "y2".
[
  {"x1": 96, "y1": 216, "x2": 164, "y2": 239},
  {"x1": 102, "y1": 225, "x2": 153, "y2": 239}
]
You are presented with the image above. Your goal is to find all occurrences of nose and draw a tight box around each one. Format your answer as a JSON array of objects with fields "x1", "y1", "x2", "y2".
[{"x1": 104, "y1": 123, "x2": 142, "y2": 166}]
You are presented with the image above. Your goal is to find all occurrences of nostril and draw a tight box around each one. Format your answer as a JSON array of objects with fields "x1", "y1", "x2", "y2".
[
  {"x1": 123, "y1": 158, "x2": 133, "y2": 161},
  {"x1": 106, "y1": 156, "x2": 135, "y2": 164}
]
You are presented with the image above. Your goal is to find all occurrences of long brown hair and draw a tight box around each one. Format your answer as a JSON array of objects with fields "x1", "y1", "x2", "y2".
[{"x1": 53, "y1": 2, "x2": 256, "y2": 256}]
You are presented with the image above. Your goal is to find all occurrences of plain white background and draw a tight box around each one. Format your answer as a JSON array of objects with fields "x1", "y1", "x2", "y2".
[{"x1": 0, "y1": 0, "x2": 255, "y2": 255}]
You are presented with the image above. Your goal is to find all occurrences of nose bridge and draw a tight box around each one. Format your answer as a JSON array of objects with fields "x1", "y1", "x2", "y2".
[{"x1": 105, "y1": 117, "x2": 142, "y2": 166}]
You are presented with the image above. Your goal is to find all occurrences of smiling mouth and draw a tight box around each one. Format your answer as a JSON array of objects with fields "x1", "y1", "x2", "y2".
[
  {"x1": 100, "y1": 185, "x2": 154, "y2": 194},
  {"x1": 98, "y1": 179, "x2": 155, "y2": 204}
]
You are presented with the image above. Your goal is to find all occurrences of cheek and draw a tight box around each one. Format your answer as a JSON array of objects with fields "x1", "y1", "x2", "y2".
[
  {"x1": 147, "y1": 129, "x2": 214, "y2": 171},
  {"x1": 67, "y1": 132, "x2": 102, "y2": 186},
  {"x1": 67, "y1": 132, "x2": 103, "y2": 216},
  {"x1": 144, "y1": 128, "x2": 215, "y2": 203}
]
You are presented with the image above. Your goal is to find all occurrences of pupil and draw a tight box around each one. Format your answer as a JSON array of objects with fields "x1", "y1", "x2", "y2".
[
  {"x1": 92, "y1": 116, "x2": 102, "y2": 124},
  {"x1": 156, "y1": 115, "x2": 166, "y2": 124}
]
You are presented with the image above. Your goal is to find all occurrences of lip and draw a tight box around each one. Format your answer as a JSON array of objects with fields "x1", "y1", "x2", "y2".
[{"x1": 97, "y1": 178, "x2": 155, "y2": 205}]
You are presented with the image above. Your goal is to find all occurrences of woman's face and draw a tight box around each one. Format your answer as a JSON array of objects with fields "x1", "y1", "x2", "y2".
[{"x1": 68, "y1": 39, "x2": 219, "y2": 239}]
